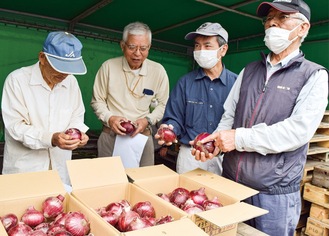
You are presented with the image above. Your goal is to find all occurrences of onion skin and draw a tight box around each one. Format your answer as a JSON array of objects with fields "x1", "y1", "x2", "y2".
[
  {"x1": 193, "y1": 132, "x2": 215, "y2": 155},
  {"x1": 132, "y1": 201, "x2": 156, "y2": 218},
  {"x1": 42, "y1": 194, "x2": 65, "y2": 219},
  {"x1": 169, "y1": 187, "x2": 190, "y2": 207},
  {"x1": 28, "y1": 230, "x2": 48, "y2": 236},
  {"x1": 117, "y1": 211, "x2": 139, "y2": 232},
  {"x1": 64, "y1": 212, "x2": 90, "y2": 236},
  {"x1": 157, "y1": 127, "x2": 177, "y2": 143},
  {"x1": 21, "y1": 206, "x2": 45, "y2": 228},
  {"x1": 65, "y1": 128, "x2": 82, "y2": 140},
  {"x1": 0, "y1": 213, "x2": 18, "y2": 232},
  {"x1": 156, "y1": 215, "x2": 174, "y2": 225},
  {"x1": 8, "y1": 222, "x2": 33, "y2": 236},
  {"x1": 189, "y1": 187, "x2": 208, "y2": 205},
  {"x1": 120, "y1": 121, "x2": 136, "y2": 135},
  {"x1": 157, "y1": 193, "x2": 170, "y2": 202}
]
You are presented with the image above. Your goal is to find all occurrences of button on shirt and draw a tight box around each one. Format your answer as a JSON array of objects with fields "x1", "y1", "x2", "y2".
[
  {"x1": 1, "y1": 62, "x2": 88, "y2": 185},
  {"x1": 163, "y1": 66, "x2": 237, "y2": 145}
]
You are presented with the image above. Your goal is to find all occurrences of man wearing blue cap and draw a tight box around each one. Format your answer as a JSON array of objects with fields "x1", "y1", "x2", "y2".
[
  {"x1": 1, "y1": 31, "x2": 89, "y2": 186},
  {"x1": 192, "y1": 1, "x2": 328, "y2": 235}
]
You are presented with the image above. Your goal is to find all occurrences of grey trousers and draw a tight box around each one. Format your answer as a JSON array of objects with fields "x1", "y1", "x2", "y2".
[{"x1": 97, "y1": 130, "x2": 154, "y2": 167}]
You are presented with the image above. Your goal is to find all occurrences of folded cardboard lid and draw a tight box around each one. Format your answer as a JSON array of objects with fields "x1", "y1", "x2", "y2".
[
  {"x1": 182, "y1": 168, "x2": 259, "y2": 200},
  {"x1": 124, "y1": 218, "x2": 209, "y2": 236},
  {"x1": 67, "y1": 156, "x2": 128, "y2": 190},
  {"x1": 125, "y1": 164, "x2": 177, "y2": 181},
  {"x1": 0, "y1": 170, "x2": 65, "y2": 201},
  {"x1": 195, "y1": 202, "x2": 268, "y2": 229}
]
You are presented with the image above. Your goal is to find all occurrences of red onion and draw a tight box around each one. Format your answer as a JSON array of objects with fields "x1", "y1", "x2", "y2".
[
  {"x1": 64, "y1": 212, "x2": 90, "y2": 236},
  {"x1": 47, "y1": 224, "x2": 66, "y2": 235},
  {"x1": 21, "y1": 206, "x2": 45, "y2": 228},
  {"x1": 65, "y1": 128, "x2": 82, "y2": 140},
  {"x1": 156, "y1": 193, "x2": 170, "y2": 202},
  {"x1": 8, "y1": 222, "x2": 33, "y2": 236},
  {"x1": 156, "y1": 215, "x2": 174, "y2": 225},
  {"x1": 169, "y1": 187, "x2": 190, "y2": 207},
  {"x1": 117, "y1": 211, "x2": 139, "y2": 232},
  {"x1": 105, "y1": 202, "x2": 124, "y2": 216},
  {"x1": 132, "y1": 201, "x2": 156, "y2": 218},
  {"x1": 100, "y1": 211, "x2": 119, "y2": 226},
  {"x1": 28, "y1": 230, "x2": 47, "y2": 236},
  {"x1": 42, "y1": 194, "x2": 65, "y2": 219},
  {"x1": 157, "y1": 127, "x2": 176, "y2": 143},
  {"x1": 202, "y1": 196, "x2": 223, "y2": 210},
  {"x1": 125, "y1": 217, "x2": 153, "y2": 232},
  {"x1": 189, "y1": 187, "x2": 208, "y2": 205},
  {"x1": 0, "y1": 213, "x2": 18, "y2": 232},
  {"x1": 53, "y1": 213, "x2": 69, "y2": 226},
  {"x1": 120, "y1": 120, "x2": 136, "y2": 135},
  {"x1": 53, "y1": 230, "x2": 73, "y2": 236},
  {"x1": 118, "y1": 199, "x2": 131, "y2": 212},
  {"x1": 193, "y1": 132, "x2": 215, "y2": 155},
  {"x1": 33, "y1": 222, "x2": 50, "y2": 234},
  {"x1": 144, "y1": 216, "x2": 156, "y2": 226},
  {"x1": 182, "y1": 199, "x2": 204, "y2": 214}
]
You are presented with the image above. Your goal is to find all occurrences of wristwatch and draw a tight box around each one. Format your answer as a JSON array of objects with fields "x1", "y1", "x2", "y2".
[{"x1": 145, "y1": 116, "x2": 152, "y2": 126}]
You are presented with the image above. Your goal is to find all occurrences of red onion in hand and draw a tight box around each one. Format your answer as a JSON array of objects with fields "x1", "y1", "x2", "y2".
[
  {"x1": 157, "y1": 127, "x2": 176, "y2": 143},
  {"x1": 120, "y1": 121, "x2": 136, "y2": 135},
  {"x1": 21, "y1": 206, "x2": 45, "y2": 228},
  {"x1": 65, "y1": 128, "x2": 82, "y2": 140},
  {"x1": 132, "y1": 201, "x2": 156, "y2": 218},
  {"x1": 42, "y1": 194, "x2": 65, "y2": 219},
  {"x1": 193, "y1": 132, "x2": 215, "y2": 156},
  {"x1": 64, "y1": 212, "x2": 90, "y2": 236},
  {"x1": 0, "y1": 213, "x2": 18, "y2": 232}
]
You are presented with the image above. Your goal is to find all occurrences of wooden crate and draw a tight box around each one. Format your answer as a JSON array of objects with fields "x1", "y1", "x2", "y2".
[
  {"x1": 310, "y1": 203, "x2": 329, "y2": 224},
  {"x1": 305, "y1": 217, "x2": 329, "y2": 236},
  {"x1": 312, "y1": 164, "x2": 329, "y2": 189},
  {"x1": 303, "y1": 183, "x2": 329, "y2": 209},
  {"x1": 303, "y1": 160, "x2": 324, "y2": 185}
]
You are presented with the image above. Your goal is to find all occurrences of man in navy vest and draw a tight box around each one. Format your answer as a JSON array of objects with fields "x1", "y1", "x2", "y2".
[{"x1": 192, "y1": 1, "x2": 328, "y2": 235}]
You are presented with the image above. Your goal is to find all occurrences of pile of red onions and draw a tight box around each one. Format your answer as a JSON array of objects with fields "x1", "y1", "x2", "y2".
[
  {"x1": 0, "y1": 194, "x2": 91, "y2": 236},
  {"x1": 157, "y1": 187, "x2": 223, "y2": 214},
  {"x1": 96, "y1": 199, "x2": 173, "y2": 232}
]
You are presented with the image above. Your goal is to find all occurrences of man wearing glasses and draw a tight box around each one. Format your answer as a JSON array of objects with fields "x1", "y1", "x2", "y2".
[
  {"x1": 192, "y1": 0, "x2": 328, "y2": 235},
  {"x1": 91, "y1": 21, "x2": 169, "y2": 167}
]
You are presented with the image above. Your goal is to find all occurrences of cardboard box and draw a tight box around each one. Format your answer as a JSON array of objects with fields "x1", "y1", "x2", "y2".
[
  {"x1": 0, "y1": 170, "x2": 114, "y2": 235},
  {"x1": 125, "y1": 165, "x2": 268, "y2": 236},
  {"x1": 67, "y1": 156, "x2": 208, "y2": 236}
]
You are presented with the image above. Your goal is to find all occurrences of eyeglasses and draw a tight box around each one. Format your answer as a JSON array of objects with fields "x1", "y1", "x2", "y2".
[
  {"x1": 262, "y1": 14, "x2": 303, "y2": 25},
  {"x1": 124, "y1": 42, "x2": 150, "y2": 53}
]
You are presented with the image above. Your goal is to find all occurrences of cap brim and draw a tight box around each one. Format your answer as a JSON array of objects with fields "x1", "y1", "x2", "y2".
[
  {"x1": 45, "y1": 54, "x2": 87, "y2": 75},
  {"x1": 257, "y1": 2, "x2": 298, "y2": 17},
  {"x1": 185, "y1": 32, "x2": 218, "y2": 40}
]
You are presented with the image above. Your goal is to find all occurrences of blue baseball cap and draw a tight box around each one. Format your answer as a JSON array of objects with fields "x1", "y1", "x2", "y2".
[{"x1": 42, "y1": 31, "x2": 87, "y2": 75}]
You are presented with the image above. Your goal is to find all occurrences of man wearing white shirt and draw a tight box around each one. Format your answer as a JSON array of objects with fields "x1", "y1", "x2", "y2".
[{"x1": 192, "y1": 0, "x2": 328, "y2": 235}]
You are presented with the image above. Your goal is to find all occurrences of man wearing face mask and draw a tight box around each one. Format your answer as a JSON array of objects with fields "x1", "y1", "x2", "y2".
[
  {"x1": 155, "y1": 22, "x2": 237, "y2": 174},
  {"x1": 191, "y1": 1, "x2": 329, "y2": 235}
]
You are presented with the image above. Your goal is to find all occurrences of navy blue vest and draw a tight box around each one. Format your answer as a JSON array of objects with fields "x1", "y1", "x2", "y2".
[{"x1": 223, "y1": 52, "x2": 325, "y2": 194}]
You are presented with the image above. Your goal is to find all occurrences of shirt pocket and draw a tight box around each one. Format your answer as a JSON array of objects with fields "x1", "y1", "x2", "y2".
[{"x1": 185, "y1": 99, "x2": 205, "y2": 130}]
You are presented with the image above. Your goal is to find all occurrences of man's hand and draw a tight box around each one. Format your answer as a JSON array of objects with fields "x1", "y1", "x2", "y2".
[
  {"x1": 52, "y1": 132, "x2": 87, "y2": 150},
  {"x1": 108, "y1": 116, "x2": 127, "y2": 135}
]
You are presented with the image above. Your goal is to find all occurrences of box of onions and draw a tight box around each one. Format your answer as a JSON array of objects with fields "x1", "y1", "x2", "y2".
[
  {"x1": 0, "y1": 170, "x2": 115, "y2": 236},
  {"x1": 125, "y1": 165, "x2": 269, "y2": 236},
  {"x1": 66, "y1": 156, "x2": 209, "y2": 236}
]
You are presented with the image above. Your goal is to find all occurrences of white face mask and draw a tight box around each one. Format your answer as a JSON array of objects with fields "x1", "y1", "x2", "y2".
[
  {"x1": 264, "y1": 23, "x2": 301, "y2": 54},
  {"x1": 193, "y1": 46, "x2": 223, "y2": 69}
]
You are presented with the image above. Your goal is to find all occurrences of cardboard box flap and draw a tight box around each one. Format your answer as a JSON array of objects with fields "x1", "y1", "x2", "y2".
[
  {"x1": 0, "y1": 170, "x2": 65, "y2": 201},
  {"x1": 182, "y1": 168, "x2": 259, "y2": 200},
  {"x1": 124, "y1": 218, "x2": 209, "y2": 236},
  {"x1": 67, "y1": 156, "x2": 128, "y2": 190},
  {"x1": 125, "y1": 164, "x2": 177, "y2": 181},
  {"x1": 195, "y1": 202, "x2": 268, "y2": 229}
]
